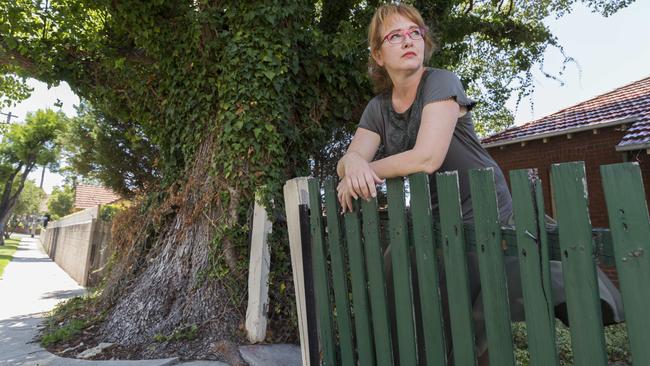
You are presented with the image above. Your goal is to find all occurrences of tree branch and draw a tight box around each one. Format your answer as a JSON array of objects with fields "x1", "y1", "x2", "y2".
[
  {"x1": 0, "y1": 36, "x2": 38, "y2": 74},
  {"x1": 7, "y1": 160, "x2": 37, "y2": 208}
]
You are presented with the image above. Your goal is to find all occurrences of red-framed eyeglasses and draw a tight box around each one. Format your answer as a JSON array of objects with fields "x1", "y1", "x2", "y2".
[{"x1": 382, "y1": 27, "x2": 427, "y2": 45}]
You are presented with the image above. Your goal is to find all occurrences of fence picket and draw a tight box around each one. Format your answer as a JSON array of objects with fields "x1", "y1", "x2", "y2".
[
  {"x1": 343, "y1": 203, "x2": 376, "y2": 366},
  {"x1": 361, "y1": 198, "x2": 394, "y2": 366},
  {"x1": 436, "y1": 171, "x2": 477, "y2": 365},
  {"x1": 307, "y1": 178, "x2": 337, "y2": 366},
  {"x1": 409, "y1": 173, "x2": 447, "y2": 366},
  {"x1": 386, "y1": 178, "x2": 418, "y2": 365},
  {"x1": 469, "y1": 168, "x2": 515, "y2": 366},
  {"x1": 550, "y1": 162, "x2": 607, "y2": 366},
  {"x1": 323, "y1": 179, "x2": 356, "y2": 366},
  {"x1": 510, "y1": 169, "x2": 559, "y2": 366},
  {"x1": 601, "y1": 162, "x2": 650, "y2": 366}
]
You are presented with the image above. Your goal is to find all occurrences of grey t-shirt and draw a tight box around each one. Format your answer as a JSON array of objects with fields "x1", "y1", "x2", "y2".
[{"x1": 358, "y1": 68, "x2": 512, "y2": 223}]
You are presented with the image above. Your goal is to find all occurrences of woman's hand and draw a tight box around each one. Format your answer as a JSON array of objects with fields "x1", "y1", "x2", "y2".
[
  {"x1": 337, "y1": 179, "x2": 356, "y2": 214},
  {"x1": 337, "y1": 153, "x2": 383, "y2": 213},
  {"x1": 335, "y1": 127, "x2": 382, "y2": 213}
]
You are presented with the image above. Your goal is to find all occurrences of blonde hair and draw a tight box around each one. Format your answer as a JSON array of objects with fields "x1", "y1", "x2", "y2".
[{"x1": 367, "y1": 4, "x2": 435, "y2": 93}]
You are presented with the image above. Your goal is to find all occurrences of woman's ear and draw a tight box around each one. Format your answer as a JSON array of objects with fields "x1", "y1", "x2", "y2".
[{"x1": 371, "y1": 49, "x2": 384, "y2": 67}]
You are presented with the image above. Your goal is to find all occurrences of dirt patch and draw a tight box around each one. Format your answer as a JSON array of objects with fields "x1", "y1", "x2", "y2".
[{"x1": 42, "y1": 323, "x2": 232, "y2": 361}]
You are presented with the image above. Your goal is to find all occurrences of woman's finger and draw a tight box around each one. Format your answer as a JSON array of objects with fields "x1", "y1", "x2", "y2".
[
  {"x1": 345, "y1": 193, "x2": 353, "y2": 213},
  {"x1": 358, "y1": 175, "x2": 371, "y2": 199},
  {"x1": 345, "y1": 176, "x2": 359, "y2": 199},
  {"x1": 337, "y1": 180, "x2": 345, "y2": 192},
  {"x1": 364, "y1": 173, "x2": 377, "y2": 199},
  {"x1": 350, "y1": 177, "x2": 363, "y2": 200}
]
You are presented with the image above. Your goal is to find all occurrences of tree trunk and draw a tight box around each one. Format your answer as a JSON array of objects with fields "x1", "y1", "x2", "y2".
[
  {"x1": 0, "y1": 165, "x2": 23, "y2": 246},
  {"x1": 0, "y1": 162, "x2": 36, "y2": 245},
  {"x1": 97, "y1": 137, "x2": 248, "y2": 360},
  {"x1": 0, "y1": 209, "x2": 15, "y2": 242}
]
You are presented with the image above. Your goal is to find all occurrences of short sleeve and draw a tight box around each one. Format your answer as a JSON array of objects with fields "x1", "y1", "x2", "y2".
[
  {"x1": 422, "y1": 69, "x2": 477, "y2": 111},
  {"x1": 358, "y1": 96, "x2": 384, "y2": 137}
]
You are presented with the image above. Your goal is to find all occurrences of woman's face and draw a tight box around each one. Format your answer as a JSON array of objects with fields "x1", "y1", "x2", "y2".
[{"x1": 373, "y1": 14, "x2": 425, "y2": 76}]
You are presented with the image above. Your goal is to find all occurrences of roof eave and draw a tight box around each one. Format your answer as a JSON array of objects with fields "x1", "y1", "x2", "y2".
[
  {"x1": 482, "y1": 116, "x2": 638, "y2": 149},
  {"x1": 615, "y1": 142, "x2": 650, "y2": 152}
]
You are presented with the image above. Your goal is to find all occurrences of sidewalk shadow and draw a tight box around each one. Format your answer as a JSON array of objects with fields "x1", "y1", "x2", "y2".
[
  {"x1": 0, "y1": 313, "x2": 46, "y2": 362},
  {"x1": 41, "y1": 289, "x2": 85, "y2": 301}
]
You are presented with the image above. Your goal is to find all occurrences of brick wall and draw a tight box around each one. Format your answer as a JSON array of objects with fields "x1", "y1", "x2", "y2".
[
  {"x1": 486, "y1": 125, "x2": 632, "y2": 228},
  {"x1": 484, "y1": 125, "x2": 650, "y2": 286},
  {"x1": 628, "y1": 149, "x2": 650, "y2": 202}
]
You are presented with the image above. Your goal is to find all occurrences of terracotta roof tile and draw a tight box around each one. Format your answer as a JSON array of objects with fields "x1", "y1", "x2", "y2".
[
  {"x1": 482, "y1": 76, "x2": 650, "y2": 149},
  {"x1": 74, "y1": 184, "x2": 122, "y2": 209}
]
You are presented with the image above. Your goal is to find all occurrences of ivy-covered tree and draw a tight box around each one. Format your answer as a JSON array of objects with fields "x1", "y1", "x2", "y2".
[
  {"x1": 0, "y1": 0, "x2": 635, "y2": 359},
  {"x1": 0, "y1": 109, "x2": 66, "y2": 245}
]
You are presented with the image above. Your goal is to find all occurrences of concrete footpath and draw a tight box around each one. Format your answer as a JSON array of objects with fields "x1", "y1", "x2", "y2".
[{"x1": 0, "y1": 236, "x2": 300, "y2": 366}]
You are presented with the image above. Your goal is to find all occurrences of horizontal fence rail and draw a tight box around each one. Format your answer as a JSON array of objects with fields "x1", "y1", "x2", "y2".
[{"x1": 289, "y1": 161, "x2": 647, "y2": 366}]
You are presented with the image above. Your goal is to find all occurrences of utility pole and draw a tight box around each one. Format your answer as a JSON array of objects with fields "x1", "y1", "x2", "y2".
[
  {"x1": 40, "y1": 166, "x2": 46, "y2": 189},
  {"x1": 0, "y1": 111, "x2": 17, "y2": 147},
  {"x1": 0, "y1": 111, "x2": 17, "y2": 124}
]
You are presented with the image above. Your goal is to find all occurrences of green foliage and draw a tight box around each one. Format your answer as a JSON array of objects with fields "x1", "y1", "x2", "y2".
[
  {"x1": 47, "y1": 185, "x2": 74, "y2": 220},
  {"x1": 0, "y1": 109, "x2": 66, "y2": 172},
  {"x1": 12, "y1": 179, "x2": 45, "y2": 217},
  {"x1": 604, "y1": 323, "x2": 632, "y2": 363},
  {"x1": 0, "y1": 74, "x2": 31, "y2": 108},
  {"x1": 0, "y1": 109, "x2": 66, "y2": 236},
  {"x1": 6, "y1": 179, "x2": 45, "y2": 237},
  {"x1": 41, "y1": 318, "x2": 86, "y2": 347},
  {"x1": 511, "y1": 320, "x2": 631, "y2": 365},
  {"x1": 41, "y1": 294, "x2": 105, "y2": 347},
  {"x1": 62, "y1": 101, "x2": 159, "y2": 198},
  {"x1": 0, "y1": 236, "x2": 20, "y2": 277},
  {"x1": 99, "y1": 202, "x2": 127, "y2": 221},
  {"x1": 153, "y1": 324, "x2": 199, "y2": 343}
]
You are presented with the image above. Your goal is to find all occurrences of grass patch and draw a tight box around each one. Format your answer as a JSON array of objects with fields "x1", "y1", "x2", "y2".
[
  {"x1": 40, "y1": 293, "x2": 106, "y2": 347},
  {"x1": 153, "y1": 324, "x2": 199, "y2": 343},
  {"x1": 41, "y1": 319, "x2": 86, "y2": 346},
  {"x1": 0, "y1": 237, "x2": 21, "y2": 278}
]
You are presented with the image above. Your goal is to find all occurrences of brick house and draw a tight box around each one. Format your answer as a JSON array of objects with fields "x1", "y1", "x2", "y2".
[
  {"x1": 73, "y1": 184, "x2": 122, "y2": 212},
  {"x1": 482, "y1": 76, "x2": 650, "y2": 229}
]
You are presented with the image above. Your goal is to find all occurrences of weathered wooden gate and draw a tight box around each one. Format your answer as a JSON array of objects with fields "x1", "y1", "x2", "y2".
[{"x1": 284, "y1": 161, "x2": 650, "y2": 366}]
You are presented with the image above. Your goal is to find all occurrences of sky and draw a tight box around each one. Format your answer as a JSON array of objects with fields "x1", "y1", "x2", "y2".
[
  {"x1": 507, "y1": 1, "x2": 650, "y2": 123},
  {"x1": 2, "y1": 0, "x2": 650, "y2": 194}
]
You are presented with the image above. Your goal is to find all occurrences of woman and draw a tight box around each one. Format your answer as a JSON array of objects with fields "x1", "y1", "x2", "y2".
[
  {"x1": 336, "y1": 4, "x2": 512, "y2": 224},
  {"x1": 336, "y1": 3, "x2": 623, "y2": 365},
  {"x1": 336, "y1": 4, "x2": 512, "y2": 364}
]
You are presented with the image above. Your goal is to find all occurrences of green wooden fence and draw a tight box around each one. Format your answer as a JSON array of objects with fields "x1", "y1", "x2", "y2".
[{"x1": 293, "y1": 161, "x2": 650, "y2": 366}]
